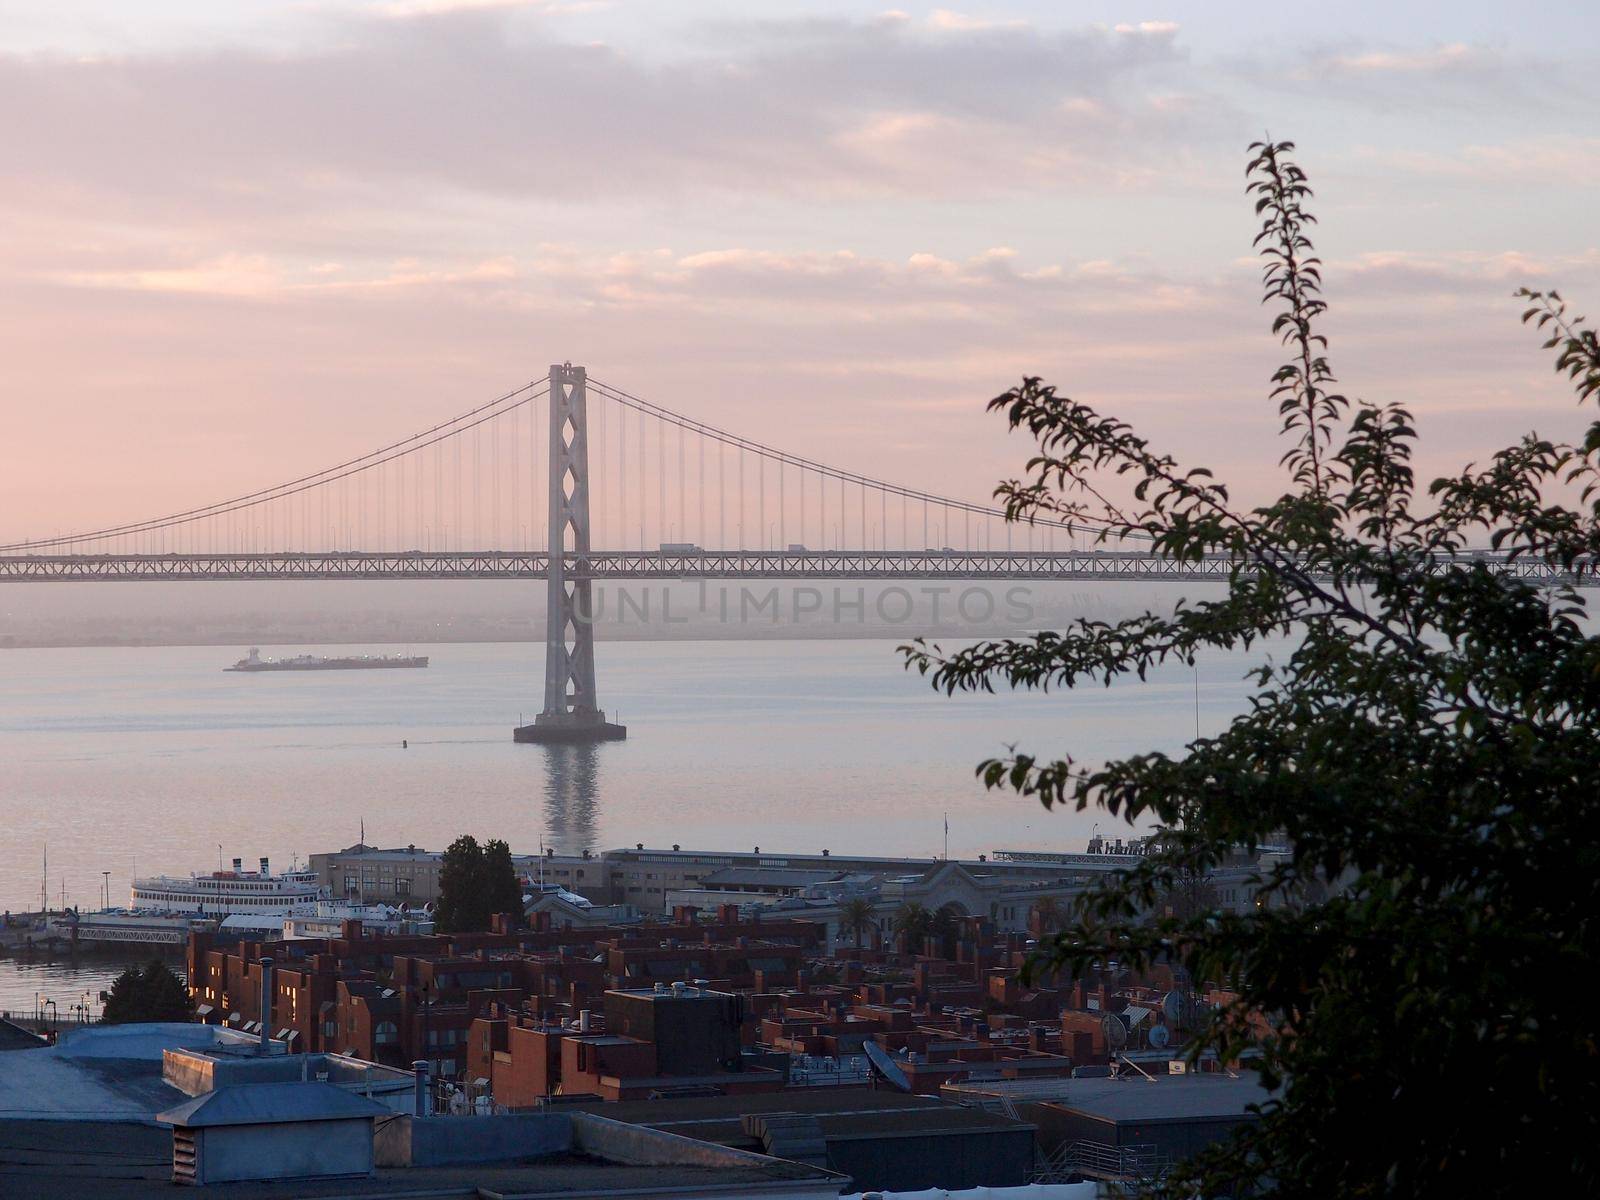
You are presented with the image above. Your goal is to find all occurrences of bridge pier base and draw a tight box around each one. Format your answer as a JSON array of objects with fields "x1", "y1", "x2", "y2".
[{"x1": 513, "y1": 711, "x2": 627, "y2": 744}]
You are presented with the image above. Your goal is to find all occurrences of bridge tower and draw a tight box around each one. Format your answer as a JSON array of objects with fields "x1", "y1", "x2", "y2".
[{"x1": 514, "y1": 363, "x2": 626, "y2": 744}]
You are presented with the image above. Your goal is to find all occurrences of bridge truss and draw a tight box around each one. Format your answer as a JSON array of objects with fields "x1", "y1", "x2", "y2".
[{"x1": 0, "y1": 547, "x2": 1585, "y2": 586}]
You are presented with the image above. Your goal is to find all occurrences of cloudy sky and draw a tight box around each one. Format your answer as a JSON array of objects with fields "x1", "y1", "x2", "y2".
[{"x1": 2, "y1": 0, "x2": 1596, "y2": 540}]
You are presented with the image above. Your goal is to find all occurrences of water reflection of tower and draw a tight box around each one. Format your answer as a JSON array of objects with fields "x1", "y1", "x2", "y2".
[{"x1": 541, "y1": 744, "x2": 599, "y2": 856}]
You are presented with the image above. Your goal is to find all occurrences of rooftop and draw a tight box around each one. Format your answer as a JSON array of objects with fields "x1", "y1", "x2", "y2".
[
  {"x1": 0, "y1": 1019, "x2": 47, "y2": 1053},
  {"x1": 0, "y1": 1023, "x2": 260, "y2": 1121},
  {"x1": 0, "y1": 1120, "x2": 836, "y2": 1200},
  {"x1": 1042, "y1": 1071, "x2": 1272, "y2": 1124},
  {"x1": 577, "y1": 1087, "x2": 1032, "y2": 1144},
  {"x1": 699, "y1": 867, "x2": 845, "y2": 889},
  {"x1": 159, "y1": 1081, "x2": 390, "y2": 1128}
]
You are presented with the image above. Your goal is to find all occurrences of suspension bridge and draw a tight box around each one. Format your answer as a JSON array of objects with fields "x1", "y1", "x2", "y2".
[{"x1": 0, "y1": 364, "x2": 1586, "y2": 742}]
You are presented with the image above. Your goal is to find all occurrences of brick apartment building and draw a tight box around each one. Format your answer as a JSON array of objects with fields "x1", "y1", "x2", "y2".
[{"x1": 187, "y1": 908, "x2": 825, "y2": 1077}]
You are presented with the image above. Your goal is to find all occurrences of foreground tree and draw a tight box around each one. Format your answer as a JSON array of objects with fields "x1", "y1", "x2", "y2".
[
  {"x1": 101, "y1": 959, "x2": 192, "y2": 1024},
  {"x1": 482, "y1": 839, "x2": 525, "y2": 920},
  {"x1": 907, "y1": 141, "x2": 1600, "y2": 1197},
  {"x1": 435, "y1": 834, "x2": 524, "y2": 933}
]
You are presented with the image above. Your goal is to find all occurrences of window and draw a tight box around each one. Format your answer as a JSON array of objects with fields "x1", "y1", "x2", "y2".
[
  {"x1": 395, "y1": 879, "x2": 411, "y2": 897},
  {"x1": 375, "y1": 1021, "x2": 399, "y2": 1045}
]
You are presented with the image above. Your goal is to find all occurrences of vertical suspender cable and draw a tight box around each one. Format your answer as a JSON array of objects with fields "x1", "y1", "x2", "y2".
[
  {"x1": 593, "y1": 391, "x2": 605, "y2": 553},
  {"x1": 509, "y1": 403, "x2": 520, "y2": 551},
  {"x1": 617, "y1": 394, "x2": 627, "y2": 551}
]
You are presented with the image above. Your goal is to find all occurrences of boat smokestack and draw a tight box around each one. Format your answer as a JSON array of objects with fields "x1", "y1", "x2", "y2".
[
  {"x1": 259, "y1": 956, "x2": 273, "y2": 1053},
  {"x1": 259, "y1": 857, "x2": 269, "y2": 877},
  {"x1": 232, "y1": 858, "x2": 242, "y2": 874}
]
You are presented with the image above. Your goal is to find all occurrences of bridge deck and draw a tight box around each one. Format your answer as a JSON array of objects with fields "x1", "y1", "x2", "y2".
[{"x1": 0, "y1": 549, "x2": 1587, "y2": 585}]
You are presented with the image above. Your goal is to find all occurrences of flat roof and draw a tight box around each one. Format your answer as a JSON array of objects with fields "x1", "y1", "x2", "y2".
[
  {"x1": 0, "y1": 1120, "x2": 834, "y2": 1200},
  {"x1": 322, "y1": 845, "x2": 586, "y2": 864},
  {"x1": 1043, "y1": 1072, "x2": 1271, "y2": 1124},
  {"x1": 0, "y1": 1024, "x2": 258, "y2": 1121},
  {"x1": 579, "y1": 1087, "x2": 1031, "y2": 1141}
]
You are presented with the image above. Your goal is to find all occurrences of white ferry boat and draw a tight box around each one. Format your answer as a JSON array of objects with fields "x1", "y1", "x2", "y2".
[{"x1": 130, "y1": 856, "x2": 326, "y2": 916}]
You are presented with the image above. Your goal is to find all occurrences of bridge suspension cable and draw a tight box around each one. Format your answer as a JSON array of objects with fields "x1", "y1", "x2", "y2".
[
  {"x1": 2, "y1": 379, "x2": 550, "y2": 554},
  {"x1": 584, "y1": 376, "x2": 1139, "y2": 543}
]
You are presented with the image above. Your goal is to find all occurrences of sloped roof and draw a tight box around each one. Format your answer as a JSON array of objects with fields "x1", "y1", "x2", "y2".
[{"x1": 158, "y1": 1081, "x2": 391, "y2": 1128}]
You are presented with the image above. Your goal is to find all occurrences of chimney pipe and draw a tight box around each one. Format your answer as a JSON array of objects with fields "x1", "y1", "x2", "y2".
[
  {"x1": 258, "y1": 956, "x2": 273, "y2": 1053},
  {"x1": 413, "y1": 1060, "x2": 430, "y2": 1117}
]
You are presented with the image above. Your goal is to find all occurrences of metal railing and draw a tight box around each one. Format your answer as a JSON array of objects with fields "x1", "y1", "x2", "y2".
[{"x1": 1036, "y1": 1138, "x2": 1173, "y2": 1184}]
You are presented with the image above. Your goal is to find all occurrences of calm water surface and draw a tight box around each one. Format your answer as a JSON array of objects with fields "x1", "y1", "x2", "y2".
[{"x1": 0, "y1": 637, "x2": 1254, "y2": 1011}]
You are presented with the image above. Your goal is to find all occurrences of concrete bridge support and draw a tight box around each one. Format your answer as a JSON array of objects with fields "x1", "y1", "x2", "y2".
[{"x1": 515, "y1": 364, "x2": 626, "y2": 744}]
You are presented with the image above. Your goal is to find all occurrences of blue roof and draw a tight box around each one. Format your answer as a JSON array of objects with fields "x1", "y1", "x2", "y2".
[{"x1": 157, "y1": 1081, "x2": 392, "y2": 1128}]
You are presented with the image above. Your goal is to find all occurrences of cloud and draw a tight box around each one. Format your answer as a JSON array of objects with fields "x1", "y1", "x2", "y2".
[
  {"x1": 1230, "y1": 37, "x2": 1596, "y2": 115},
  {"x1": 1362, "y1": 137, "x2": 1600, "y2": 189},
  {"x1": 1321, "y1": 42, "x2": 1477, "y2": 74},
  {"x1": 0, "y1": 9, "x2": 1214, "y2": 226},
  {"x1": 926, "y1": 10, "x2": 1030, "y2": 33},
  {"x1": 50, "y1": 254, "x2": 519, "y2": 297}
]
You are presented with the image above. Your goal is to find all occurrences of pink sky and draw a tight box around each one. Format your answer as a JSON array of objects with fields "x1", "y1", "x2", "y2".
[{"x1": 2, "y1": 3, "x2": 1597, "y2": 543}]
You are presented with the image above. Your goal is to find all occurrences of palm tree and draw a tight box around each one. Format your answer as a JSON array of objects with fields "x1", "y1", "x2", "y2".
[
  {"x1": 892, "y1": 902, "x2": 934, "y2": 948},
  {"x1": 1031, "y1": 895, "x2": 1063, "y2": 933},
  {"x1": 839, "y1": 896, "x2": 875, "y2": 949}
]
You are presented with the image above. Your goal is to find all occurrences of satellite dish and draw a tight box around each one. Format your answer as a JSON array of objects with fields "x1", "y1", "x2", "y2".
[
  {"x1": 863, "y1": 1040, "x2": 913, "y2": 1093},
  {"x1": 1162, "y1": 990, "x2": 1195, "y2": 1029},
  {"x1": 1101, "y1": 1013, "x2": 1128, "y2": 1050},
  {"x1": 1149, "y1": 1023, "x2": 1171, "y2": 1049}
]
